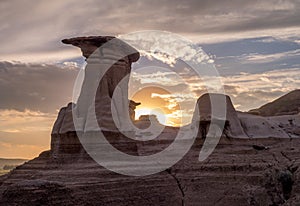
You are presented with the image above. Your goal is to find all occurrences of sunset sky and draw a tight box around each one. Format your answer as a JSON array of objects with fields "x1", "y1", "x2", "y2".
[{"x1": 0, "y1": 0, "x2": 300, "y2": 158}]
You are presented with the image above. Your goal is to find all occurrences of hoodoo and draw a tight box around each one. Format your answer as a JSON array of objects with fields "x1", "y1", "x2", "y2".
[
  {"x1": 62, "y1": 36, "x2": 140, "y2": 132},
  {"x1": 193, "y1": 93, "x2": 247, "y2": 138}
]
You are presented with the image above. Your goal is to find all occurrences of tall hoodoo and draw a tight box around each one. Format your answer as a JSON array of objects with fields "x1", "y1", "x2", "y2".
[
  {"x1": 61, "y1": 36, "x2": 140, "y2": 132},
  {"x1": 51, "y1": 36, "x2": 140, "y2": 156}
]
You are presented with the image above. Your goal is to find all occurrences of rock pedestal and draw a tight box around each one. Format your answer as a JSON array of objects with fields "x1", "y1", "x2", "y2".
[
  {"x1": 51, "y1": 36, "x2": 140, "y2": 157},
  {"x1": 62, "y1": 36, "x2": 140, "y2": 132}
]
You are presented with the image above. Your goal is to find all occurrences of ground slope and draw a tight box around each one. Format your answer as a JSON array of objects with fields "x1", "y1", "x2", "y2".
[{"x1": 249, "y1": 90, "x2": 300, "y2": 116}]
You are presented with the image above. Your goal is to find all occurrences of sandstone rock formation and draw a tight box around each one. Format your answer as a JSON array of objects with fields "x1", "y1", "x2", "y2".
[
  {"x1": 62, "y1": 36, "x2": 140, "y2": 132},
  {"x1": 1, "y1": 136, "x2": 300, "y2": 205},
  {"x1": 193, "y1": 93, "x2": 247, "y2": 138},
  {"x1": 193, "y1": 93, "x2": 300, "y2": 139},
  {"x1": 1, "y1": 36, "x2": 300, "y2": 205},
  {"x1": 238, "y1": 112, "x2": 290, "y2": 138},
  {"x1": 129, "y1": 100, "x2": 141, "y2": 121},
  {"x1": 267, "y1": 114, "x2": 300, "y2": 137}
]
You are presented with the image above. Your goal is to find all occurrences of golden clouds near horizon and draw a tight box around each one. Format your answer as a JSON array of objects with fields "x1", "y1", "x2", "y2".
[
  {"x1": 131, "y1": 86, "x2": 182, "y2": 126},
  {"x1": 0, "y1": 109, "x2": 54, "y2": 159}
]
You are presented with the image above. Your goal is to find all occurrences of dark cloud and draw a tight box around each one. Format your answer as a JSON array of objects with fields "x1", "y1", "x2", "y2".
[
  {"x1": 0, "y1": 0, "x2": 299, "y2": 62},
  {"x1": 0, "y1": 61, "x2": 78, "y2": 113}
]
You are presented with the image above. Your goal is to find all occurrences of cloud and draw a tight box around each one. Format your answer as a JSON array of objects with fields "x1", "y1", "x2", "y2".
[
  {"x1": 1, "y1": 0, "x2": 300, "y2": 62},
  {"x1": 121, "y1": 31, "x2": 214, "y2": 66},
  {"x1": 141, "y1": 67, "x2": 299, "y2": 117},
  {"x1": 202, "y1": 36, "x2": 300, "y2": 76},
  {"x1": 240, "y1": 49, "x2": 300, "y2": 64},
  {"x1": 0, "y1": 61, "x2": 78, "y2": 113},
  {"x1": 0, "y1": 141, "x2": 48, "y2": 159},
  {"x1": 0, "y1": 60, "x2": 81, "y2": 158},
  {"x1": 0, "y1": 109, "x2": 55, "y2": 158},
  {"x1": 0, "y1": 109, "x2": 56, "y2": 133},
  {"x1": 131, "y1": 70, "x2": 182, "y2": 86},
  {"x1": 150, "y1": 92, "x2": 198, "y2": 125},
  {"x1": 222, "y1": 68, "x2": 300, "y2": 110}
]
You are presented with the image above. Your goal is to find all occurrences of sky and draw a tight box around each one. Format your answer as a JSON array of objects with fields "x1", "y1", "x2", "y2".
[{"x1": 0, "y1": 0, "x2": 299, "y2": 158}]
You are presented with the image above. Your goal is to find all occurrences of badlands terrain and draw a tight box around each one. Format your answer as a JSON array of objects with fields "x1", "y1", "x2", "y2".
[
  {"x1": 0, "y1": 36, "x2": 299, "y2": 205},
  {"x1": 0, "y1": 90, "x2": 299, "y2": 206}
]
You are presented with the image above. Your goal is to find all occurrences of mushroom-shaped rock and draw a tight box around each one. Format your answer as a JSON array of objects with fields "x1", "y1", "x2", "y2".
[
  {"x1": 192, "y1": 93, "x2": 247, "y2": 138},
  {"x1": 62, "y1": 36, "x2": 140, "y2": 62},
  {"x1": 60, "y1": 36, "x2": 140, "y2": 132}
]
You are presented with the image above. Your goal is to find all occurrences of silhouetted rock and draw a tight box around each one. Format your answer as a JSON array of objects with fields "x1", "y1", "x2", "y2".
[{"x1": 129, "y1": 100, "x2": 140, "y2": 121}]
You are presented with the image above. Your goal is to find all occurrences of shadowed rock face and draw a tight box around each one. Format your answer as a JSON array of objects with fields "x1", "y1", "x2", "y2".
[{"x1": 1, "y1": 137, "x2": 300, "y2": 205}]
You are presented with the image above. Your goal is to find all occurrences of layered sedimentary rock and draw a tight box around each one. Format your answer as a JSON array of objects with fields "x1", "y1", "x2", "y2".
[
  {"x1": 1, "y1": 137, "x2": 300, "y2": 205},
  {"x1": 267, "y1": 114, "x2": 300, "y2": 137}
]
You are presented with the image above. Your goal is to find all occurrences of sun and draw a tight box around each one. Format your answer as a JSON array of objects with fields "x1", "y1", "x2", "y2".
[
  {"x1": 130, "y1": 86, "x2": 182, "y2": 126},
  {"x1": 135, "y1": 107, "x2": 167, "y2": 125}
]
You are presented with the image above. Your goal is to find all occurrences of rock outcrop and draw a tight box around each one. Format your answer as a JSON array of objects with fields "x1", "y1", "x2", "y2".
[
  {"x1": 238, "y1": 112, "x2": 290, "y2": 138},
  {"x1": 51, "y1": 36, "x2": 142, "y2": 157},
  {"x1": 193, "y1": 93, "x2": 300, "y2": 138},
  {"x1": 193, "y1": 93, "x2": 247, "y2": 138},
  {"x1": 1, "y1": 136, "x2": 300, "y2": 205},
  {"x1": 62, "y1": 36, "x2": 140, "y2": 132},
  {"x1": 129, "y1": 100, "x2": 141, "y2": 121},
  {"x1": 267, "y1": 114, "x2": 300, "y2": 138}
]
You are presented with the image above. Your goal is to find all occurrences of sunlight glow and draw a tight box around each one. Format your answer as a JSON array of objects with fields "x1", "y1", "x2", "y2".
[{"x1": 135, "y1": 108, "x2": 167, "y2": 125}]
